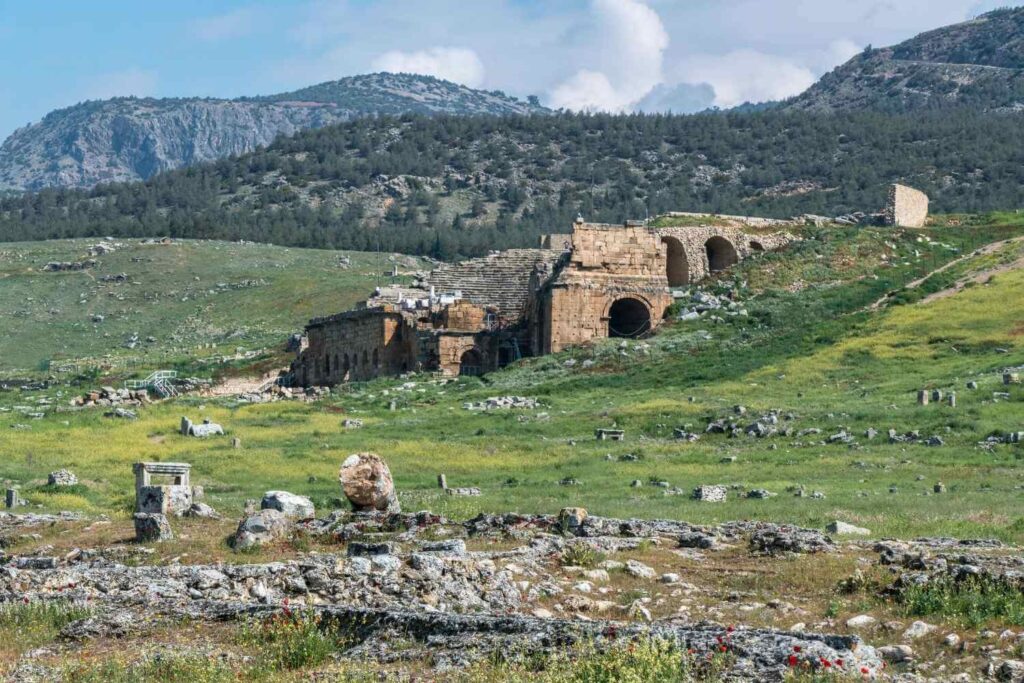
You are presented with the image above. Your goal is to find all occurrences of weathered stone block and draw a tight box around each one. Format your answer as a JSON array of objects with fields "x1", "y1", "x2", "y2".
[{"x1": 134, "y1": 513, "x2": 173, "y2": 542}]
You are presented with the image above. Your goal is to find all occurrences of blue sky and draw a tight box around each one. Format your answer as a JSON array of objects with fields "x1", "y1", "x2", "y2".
[{"x1": 0, "y1": 0, "x2": 1013, "y2": 141}]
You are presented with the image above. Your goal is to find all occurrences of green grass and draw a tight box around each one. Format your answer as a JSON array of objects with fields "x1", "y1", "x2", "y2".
[
  {"x1": 238, "y1": 609, "x2": 349, "y2": 672},
  {"x1": 898, "y1": 575, "x2": 1024, "y2": 628},
  {"x1": 0, "y1": 217, "x2": 1023, "y2": 541},
  {"x1": 0, "y1": 238, "x2": 423, "y2": 373},
  {"x1": 0, "y1": 600, "x2": 93, "y2": 654}
]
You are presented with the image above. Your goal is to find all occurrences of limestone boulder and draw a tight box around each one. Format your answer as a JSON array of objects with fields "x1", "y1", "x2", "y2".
[
  {"x1": 339, "y1": 453, "x2": 400, "y2": 513},
  {"x1": 231, "y1": 509, "x2": 293, "y2": 550},
  {"x1": 133, "y1": 513, "x2": 173, "y2": 542},
  {"x1": 47, "y1": 469, "x2": 78, "y2": 486},
  {"x1": 260, "y1": 491, "x2": 315, "y2": 519}
]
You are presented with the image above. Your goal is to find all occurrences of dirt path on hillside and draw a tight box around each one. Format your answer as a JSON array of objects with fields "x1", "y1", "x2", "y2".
[
  {"x1": 918, "y1": 252, "x2": 1024, "y2": 304},
  {"x1": 208, "y1": 369, "x2": 284, "y2": 396},
  {"x1": 869, "y1": 235, "x2": 1024, "y2": 310}
]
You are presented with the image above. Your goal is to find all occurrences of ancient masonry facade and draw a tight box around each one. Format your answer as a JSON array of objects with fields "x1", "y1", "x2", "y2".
[
  {"x1": 885, "y1": 184, "x2": 929, "y2": 228},
  {"x1": 293, "y1": 216, "x2": 797, "y2": 385}
]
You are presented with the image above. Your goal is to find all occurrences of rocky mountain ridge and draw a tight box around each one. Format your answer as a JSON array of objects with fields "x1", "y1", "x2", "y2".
[
  {"x1": 0, "y1": 73, "x2": 547, "y2": 192},
  {"x1": 783, "y1": 7, "x2": 1024, "y2": 112}
]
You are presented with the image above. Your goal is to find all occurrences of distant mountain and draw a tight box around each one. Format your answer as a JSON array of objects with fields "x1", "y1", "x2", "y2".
[
  {"x1": 783, "y1": 8, "x2": 1024, "y2": 112},
  {"x1": 0, "y1": 73, "x2": 548, "y2": 192}
]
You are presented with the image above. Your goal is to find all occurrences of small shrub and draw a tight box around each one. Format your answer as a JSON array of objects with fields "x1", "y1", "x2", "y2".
[
  {"x1": 238, "y1": 607, "x2": 348, "y2": 671},
  {"x1": 560, "y1": 543, "x2": 605, "y2": 568}
]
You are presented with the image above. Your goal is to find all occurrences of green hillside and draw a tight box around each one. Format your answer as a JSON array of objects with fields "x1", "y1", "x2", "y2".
[
  {"x1": 0, "y1": 239, "x2": 424, "y2": 374},
  {"x1": 4, "y1": 110, "x2": 1024, "y2": 258},
  {"x1": 2, "y1": 214, "x2": 1023, "y2": 541}
]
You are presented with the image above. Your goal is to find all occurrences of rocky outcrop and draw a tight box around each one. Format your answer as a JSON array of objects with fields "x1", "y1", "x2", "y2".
[
  {"x1": 783, "y1": 8, "x2": 1024, "y2": 113},
  {"x1": 0, "y1": 73, "x2": 549, "y2": 192}
]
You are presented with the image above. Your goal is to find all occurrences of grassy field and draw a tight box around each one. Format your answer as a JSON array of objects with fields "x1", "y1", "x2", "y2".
[
  {"x1": 1, "y1": 216, "x2": 1023, "y2": 542},
  {"x1": 0, "y1": 238, "x2": 423, "y2": 374}
]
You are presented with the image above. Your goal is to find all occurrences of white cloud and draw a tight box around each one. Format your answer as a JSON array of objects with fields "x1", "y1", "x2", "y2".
[
  {"x1": 825, "y1": 39, "x2": 863, "y2": 68},
  {"x1": 678, "y1": 50, "x2": 816, "y2": 107},
  {"x1": 190, "y1": 7, "x2": 261, "y2": 42},
  {"x1": 371, "y1": 47, "x2": 485, "y2": 88},
  {"x1": 82, "y1": 68, "x2": 158, "y2": 101},
  {"x1": 549, "y1": 0, "x2": 668, "y2": 112}
]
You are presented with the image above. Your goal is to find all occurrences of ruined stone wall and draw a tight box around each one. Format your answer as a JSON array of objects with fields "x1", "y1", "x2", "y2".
[
  {"x1": 654, "y1": 226, "x2": 795, "y2": 284},
  {"x1": 543, "y1": 223, "x2": 673, "y2": 353},
  {"x1": 300, "y1": 308, "x2": 417, "y2": 385},
  {"x1": 885, "y1": 184, "x2": 929, "y2": 228},
  {"x1": 440, "y1": 300, "x2": 488, "y2": 332}
]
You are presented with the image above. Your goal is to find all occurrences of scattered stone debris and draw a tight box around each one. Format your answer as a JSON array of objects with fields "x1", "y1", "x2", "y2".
[
  {"x1": 750, "y1": 527, "x2": 837, "y2": 555},
  {"x1": 673, "y1": 428, "x2": 700, "y2": 442},
  {"x1": 71, "y1": 386, "x2": 149, "y2": 408},
  {"x1": 180, "y1": 416, "x2": 224, "y2": 437},
  {"x1": 693, "y1": 485, "x2": 727, "y2": 502},
  {"x1": 47, "y1": 469, "x2": 78, "y2": 487},
  {"x1": 595, "y1": 428, "x2": 625, "y2": 441},
  {"x1": 342, "y1": 418, "x2": 363, "y2": 429},
  {"x1": 446, "y1": 487, "x2": 482, "y2": 497},
  {"x1": 43, "y1": 259, "x2": 96, "y2": 272},
  {"x1": 463, "y1": 396, "x2": 539, "y2": 411}
]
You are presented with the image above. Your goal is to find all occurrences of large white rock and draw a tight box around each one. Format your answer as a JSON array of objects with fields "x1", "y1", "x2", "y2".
[
  {"x1": 826, "y1": 521, "x2": 871, "y2": 536},
  {"x1": 231, "y1": 509, "x2": 293, "y2": 550},
  {"x1": 260, "y1": 491, "x2": 315, "y2": 519}
]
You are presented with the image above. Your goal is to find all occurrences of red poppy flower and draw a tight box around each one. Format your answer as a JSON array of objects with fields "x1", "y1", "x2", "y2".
[
  {"x1": 788, "y1": 655, "x2": 798, "y2": 667},
  {"x1": 793, "y1": 645, "x2": 802, "y2": 652}
]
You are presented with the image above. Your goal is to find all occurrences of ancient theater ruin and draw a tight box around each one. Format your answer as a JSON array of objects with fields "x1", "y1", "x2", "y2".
[{"x1": 292, "y1": 216, "x2": 796, "y2": 385}]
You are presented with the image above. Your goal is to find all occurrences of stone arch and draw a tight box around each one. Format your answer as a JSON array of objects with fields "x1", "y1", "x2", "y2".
[
  {"x1": 607, "y1": 297, "x2": 651, "y2": 339},
  {"x1": 362, "y1": 350, "x2": 368, "y2": 367},
  {"x1": 459, "y1": 348, "x2": 484, "y2": 377},
  {"x1": 372, "y1": 348, "x2": 380, "y2": 369},
  {"x1": 333, "y1": 354, "x2": 339, "y2": 376},
  {"x1": 705, "y1": 235, "x2": 739, "y2": 272},
  {"x1": 325, "y1": 355, "x2": 331, "y2": 376},
  {"x1": 343, "y1": 354, "x2": 350, "y2": 373},
  {"x1": 661, "y1": 236, "x2": 689, "y2": 286},
  {"x1": 749, "y1": 240, "x2": 764, "y2": 252}
]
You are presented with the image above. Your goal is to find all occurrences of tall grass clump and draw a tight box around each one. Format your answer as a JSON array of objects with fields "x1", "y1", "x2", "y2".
[
  {"x1": 0, "y1": 599, "x2": 92, "y2": 651},
  {"x1": 237, "y1": 607, "x2": 348, "y2": 671},
  {"x1": 898, "y1": 575, "x2": 1024, "y2": 627}
]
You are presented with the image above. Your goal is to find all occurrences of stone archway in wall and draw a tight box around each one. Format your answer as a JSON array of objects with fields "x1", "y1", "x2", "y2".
[
  {"x1": 749, "y1": 240, "x2": 765, "y2": 252},
  {"x1": 607, "y1": 297, "x2": 652, "y2": 339},
  {"x1": 459, "y1": 349, "x2": 484, "y2": 376},
  {"x1": 661, "y1": 236, "x2": 689, "y2": 286},
  {"x1": 705, "y1": 235, "x2": 739, "y2": 272}
]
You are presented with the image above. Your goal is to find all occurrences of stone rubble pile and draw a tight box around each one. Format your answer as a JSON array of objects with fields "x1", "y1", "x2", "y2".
[
  {"x1": 463, "y1": 396, "x2": 540, "y2": 411},
  {"x1": 70, "y1": 386, "x2": 149, "y2": 408}
]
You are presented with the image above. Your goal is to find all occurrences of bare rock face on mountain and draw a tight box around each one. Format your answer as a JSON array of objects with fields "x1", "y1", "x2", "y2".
[
  {"x1": 0, "y1": 73, "x2": 548, "y2": 192},
  {"x1": 783, "y1": 8, "x2": 1024, "y2": 113}
]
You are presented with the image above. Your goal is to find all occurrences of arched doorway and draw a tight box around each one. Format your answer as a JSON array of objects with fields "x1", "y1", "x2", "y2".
[
  {"x1": 459, "y1": 349, "x2": 484, "y2": 376},
  {"x1": 705, "y1": 236, "x2": 738, "y2": 272},
  {"x1": 607, "y1": 298, "x2": 651, "y2": 339},
  {"x1": 661, "y1": 236, "x2": 689, "y2": 286},
  {"x1": 749, "y1": 240, "x2": 764, "y2": 252}
]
